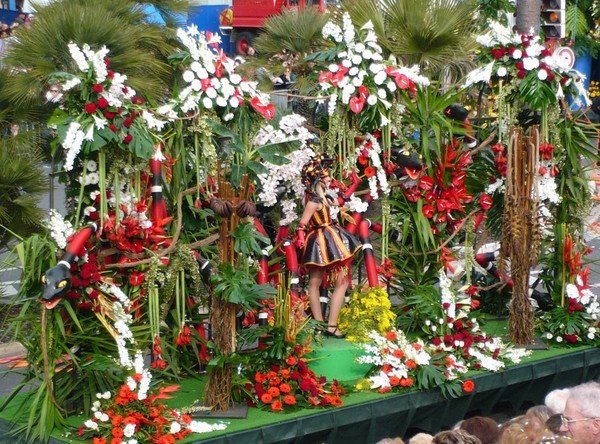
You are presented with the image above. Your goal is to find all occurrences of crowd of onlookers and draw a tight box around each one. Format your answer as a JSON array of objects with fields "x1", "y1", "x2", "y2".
[
  {"x1": 0, "y1": 11, "x2": 33, "y2": 65},
  {"x1": 376, "y1": 381, "x2": 600, "y2": 444}
]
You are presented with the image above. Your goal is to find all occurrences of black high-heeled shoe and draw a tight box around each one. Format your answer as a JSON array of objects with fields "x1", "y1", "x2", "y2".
[{"x1": 323, "y1": 325, "x2": 345, "y2": 339}]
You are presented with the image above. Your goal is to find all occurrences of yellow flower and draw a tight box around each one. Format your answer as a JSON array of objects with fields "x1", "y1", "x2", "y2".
[{"x1": 355, "y1": 379, "x2": 372, "y2": 391}]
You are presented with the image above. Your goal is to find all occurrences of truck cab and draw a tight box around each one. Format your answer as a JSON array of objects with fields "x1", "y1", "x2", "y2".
[{"x1": 219, "y1": 0, "x2": 327, "y2": 55}]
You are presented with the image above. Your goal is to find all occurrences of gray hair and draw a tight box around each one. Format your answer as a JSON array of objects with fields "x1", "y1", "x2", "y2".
[{"x1": 567, "y1": 382, "x2": 600, "y2": 417}]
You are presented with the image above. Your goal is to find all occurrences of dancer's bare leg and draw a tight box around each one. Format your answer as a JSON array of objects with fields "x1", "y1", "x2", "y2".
[
  {"x1": 308, "y1": 267, "x2": 325, "y2": 321},
  {"x1": 327, "y1": 273, "x2": 348, "y2": 336}
]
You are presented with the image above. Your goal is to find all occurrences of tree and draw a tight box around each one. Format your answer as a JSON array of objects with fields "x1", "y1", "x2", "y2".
[{"x1": 515, "y1": 0, "x2": 541, "y2": 35}]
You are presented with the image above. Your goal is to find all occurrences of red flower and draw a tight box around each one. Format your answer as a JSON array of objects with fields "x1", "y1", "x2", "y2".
[
  {"x1": 109, "y1": 124, "x2": 118, "y2": 133},
  {"x1": 479, "y1": 193, "x2": 492, "y2": 210},
  {"x1": 271, "y1": 400, "x2": 283, "y2": 411},
  {"x1": 111, "y1": 427, "x2": 124, "y2": 438},
  {"x1": 490, "y1": 47, "x2": 506, "y2": 59},
  {"x1": 386, "y1": 330, "x2": 397, "y2": 341},
  {"x1": 422, "y1": 204, "x2": 434, "y2": 219},
  {"x1": 128, "y1": 271, "x2": 145, "y2": 287},
  {"x1": 97, "y1": 97, "x2": 109, "y2": 109},
  {"x1": 364, "y1": 166, "x2": 376, "y2": 178},
  {"x1": 92, "y1": 84, "x2": 103, "y2": 93},
  {"x1": 462, "y1": 380, "x2": 475, "y2": 393},
  {"x1": 268, "y1": 386, "x2": 280, "y2": 397},
  {"x1": 85, "y1": 102, "x2": 97, "y2": 114},
  {"x1": 349, "y1": 96, "x2": 365, "y2": 114},
  {"x1": 283, "y1": 395, "x2": 297, "y2": 405},
  {"x1": 418, "y1": 175, "x2": 435, "y2": 191},
  {"x1": 260, "y1": 393, "x2": 273, "y2": 404},
  {"x1": 123, "y1": 134, "x2": 133, "y2": 144}
]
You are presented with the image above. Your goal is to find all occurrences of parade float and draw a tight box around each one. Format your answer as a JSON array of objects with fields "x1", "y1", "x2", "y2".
[{"x1": 1, "y1": 4, "x2": 600, "y2": 444}]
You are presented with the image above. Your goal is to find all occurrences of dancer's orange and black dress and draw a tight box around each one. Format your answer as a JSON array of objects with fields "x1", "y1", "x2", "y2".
[{"x1": 299, "y1": 195, "x2": 361, "y2": 279}]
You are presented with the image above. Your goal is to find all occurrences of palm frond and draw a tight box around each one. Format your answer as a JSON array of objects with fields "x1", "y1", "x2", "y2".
[
  {"x1": 0, "y1": 0, "x2": 182, "y2": 118},
  {"x1": 382, "y1": 0, "x2": 479, "y2": 79}
]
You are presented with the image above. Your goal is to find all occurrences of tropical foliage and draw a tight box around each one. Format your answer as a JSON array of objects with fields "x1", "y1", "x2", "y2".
[{"x1": 1, "y1": 1, "x2": 600, "y2": 443}]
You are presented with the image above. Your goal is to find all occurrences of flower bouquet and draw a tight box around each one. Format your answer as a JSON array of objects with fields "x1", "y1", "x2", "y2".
[
  {"x1": 398, "y1": 269, "x2": 531, "y2": 372},
  {"x1": 539, "y1": 236, "x2": 600, "y2": 345},
  {"x1": 466, "y1": 21, "x2": 589, "y2": 110},
  {"x1": 243, "y1": 349, "x2": 347, "y2": 413},
  {"x1": 355, "y1": 328, "x2": 468, "y2": 398},
  {"x1": 50, "y1": 42, "x2": 165, "y2": 171},
  {"x1": 338, "y1": 286, "x2": 397, "y2": 342}
]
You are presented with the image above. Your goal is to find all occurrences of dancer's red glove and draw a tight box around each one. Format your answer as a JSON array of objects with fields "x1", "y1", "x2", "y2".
[{"x1": 295, "y1": 229, "x2": 305, "y2": 249}]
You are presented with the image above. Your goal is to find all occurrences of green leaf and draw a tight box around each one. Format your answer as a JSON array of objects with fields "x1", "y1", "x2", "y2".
[{"x1": 257, "y1": 141, "x2": 298, "y2": 164}]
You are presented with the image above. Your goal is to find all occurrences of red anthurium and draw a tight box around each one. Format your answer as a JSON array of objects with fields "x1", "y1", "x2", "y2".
[
  {"x1": 250, "y1": 96, "x2": 275, "y2": 120},
  {"x1": 422, "y1": 204, "x2": 435, "y2": 219},
  {"x1": 358, "y1": 85, "x2": 369, "y2": 100},
  {"x1": 394, "y1": 73, "x2": 415, "y2": 92},
  {"x1": 424, "y1": 191, "x2": 436, "y2": 202},
  {"x1": 129, "y1": 271, "x2": 145, "y2": 287},
  {"x1": 418, "y1": 175, "x2": 435, "y2": 191},
  {"x1": 479, "y1": 193, "x2": 493, "y2": 210},
  {"x1": 199, "y1": 78, "x2": 211, "y2": 91},
  {"x1": 318, "y1": 71, "x2": 333, "y2": 83},
  {"x1": 452, "y1": 171, "x2": 466, "y2": 186},
  {"x1": 349, "y1": 96, "x2": 365, "y2": 114},
  {"x1": 404, "y1": 187, "x2": 421, "y2": 203}
]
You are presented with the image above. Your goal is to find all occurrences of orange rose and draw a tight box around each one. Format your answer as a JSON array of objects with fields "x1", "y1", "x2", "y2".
[
  {"x1": 389, "y1": 375, "x2": 400, "y2": 386},
  {"x1": 386, "y1": 331, "x2": 397, "y2": 341},
  {"x1": 260, "y1": 393, "x2": 273, "y2": 404},
  {"x1": 283, "y1": 395, "x2": 297, "y2": 405},
  {"x1": 286, "y1": 355, "x2": 297, "y2": 366},
  {"x1": 462, "y1": 380, "x2": 475, "y2": 393},
  {"x1": 268, "y1": 386, "x2": 280, "y2": 397},
  {"x1": 364, "y1": 166, "x2": 376, "y2": 178},
  {"x1": 392, "y1": 349, "x2": 405, "y2": 359},
  {"x1": 271, "y1": 400, "x2": 283, "y2": 411},
  {"x1": 279, "y1": 383, "x2": 292, "y2": 394}
]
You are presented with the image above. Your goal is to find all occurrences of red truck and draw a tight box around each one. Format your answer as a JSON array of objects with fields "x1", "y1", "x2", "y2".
[{"x1": 218, "y1": 0, "x2": 328, "y2": 55}]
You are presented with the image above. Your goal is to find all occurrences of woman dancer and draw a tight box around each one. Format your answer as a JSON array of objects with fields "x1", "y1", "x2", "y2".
[{"x1": 295, "y1": 154, "x2": 361, "y2": 338}]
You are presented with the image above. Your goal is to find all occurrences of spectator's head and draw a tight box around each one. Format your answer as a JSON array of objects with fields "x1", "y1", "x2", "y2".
[
  {"x1": 408, "y1": 433, "x2": 434, "y2": 444},
  {"x1": 498, "y1": 423, "x2": 537, "y2": 444},
  {"x1": 376, "y1": 438, "x2": 405, "y2": 444},
  {"x1": 433, "y1": 429, "x2": 482, "y2": 444},
  {"x1": 245, "y1": 46, "x2": 255, "y2": 56},
  {"x1": 459, "y1": 416, "x2": 500, "y2": 444},
  {"x1": 546, "y1": 414, "x2": 564, "y2": 434},
  {"x1": 545, "y1": 388, "x2": 570, "y2": 414},
  {"x1": 46, "y1": 85, "x2": 62, "y2": 103},
  {"x1": 10, "y1": 122, "x2": 19, "y2": 136},
  {"x1": 559, "y1": 382, "x2": 600, "y2": 444},
  {"x1": 527, "y1": 405, "x2": 555, "y2": 433}
]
